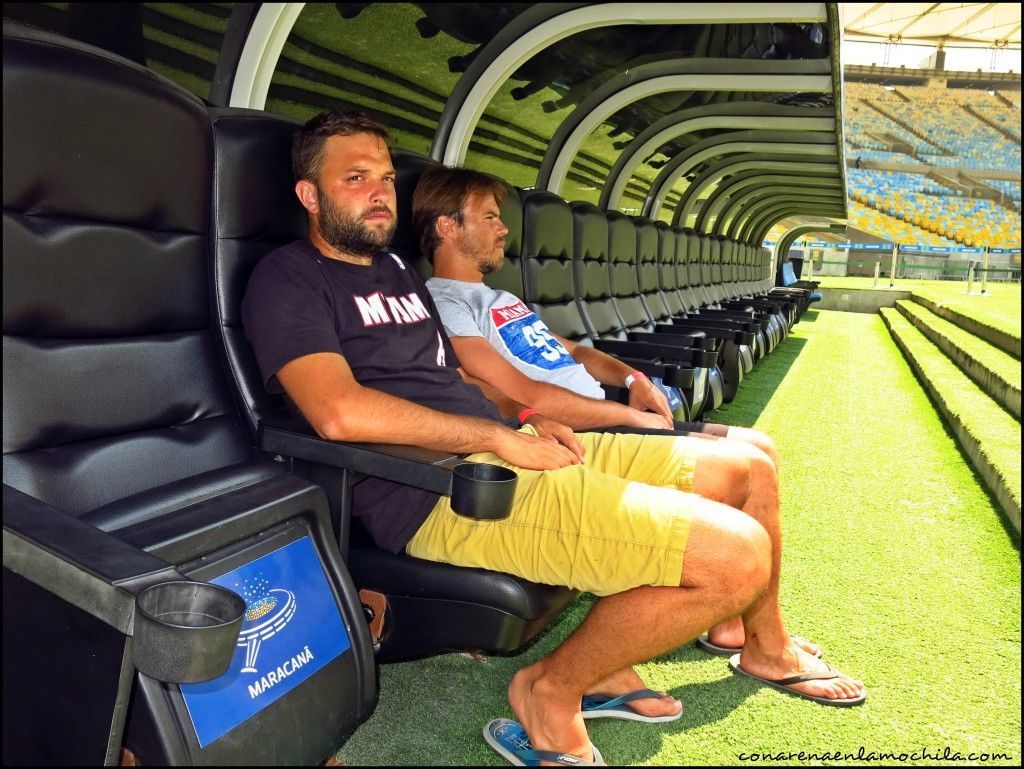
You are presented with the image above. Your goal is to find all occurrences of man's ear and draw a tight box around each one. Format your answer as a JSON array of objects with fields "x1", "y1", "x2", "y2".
[
  {"x1": 295, "y1": 180, "x2": 319, "y2": 214},
  {"x1": 435, "y1": 215, "x2": 457, "y2": 240}
]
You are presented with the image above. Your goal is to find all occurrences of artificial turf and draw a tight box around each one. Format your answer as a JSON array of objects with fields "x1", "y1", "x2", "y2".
[
  {"x1": 814, "y1": 277, "x2": 1022, "y2": 343},
  {"x1": 880, "y1": 306, "x2": 1021, "y2": 524},
  {"x1": 894, "y1": 300, "x2": 1022, "y2": 408},
  {"x1": 336, "y1": 309, "x2": 1022, "y2": 766}
]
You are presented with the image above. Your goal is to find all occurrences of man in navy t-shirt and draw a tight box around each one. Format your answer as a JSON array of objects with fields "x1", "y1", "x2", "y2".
[{"x1": 242, "y1": 110, "x2": 866, "y2": 766}]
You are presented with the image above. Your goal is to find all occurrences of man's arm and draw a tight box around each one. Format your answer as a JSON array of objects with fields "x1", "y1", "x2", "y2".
[
  {"x1": 451, "y1": 336, "x2": 670, "y2": 430},
  {"x1": 459, "y1": 368, "x2": 585, "y2": 461},
  {"x1": 276, "y1": 352, "x2": 580, "y2": 469},
  {"x1": 555, "y1": 334, "x2": 675, "y2": 425}
]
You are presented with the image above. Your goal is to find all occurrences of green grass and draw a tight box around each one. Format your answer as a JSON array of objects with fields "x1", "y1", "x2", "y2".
[
  {"x1": 814, "y1": 277, "x2": 1022, "y2": 342},
  {"x1": 895, "y1": 300, "x2": 1022, "y2": 395},
  {"x1": 880, "y1": 307, "x2": 1021, "y2": 516},
  {"x1": 337, "y1": 310, "x2": 1021, "y2": 766}
]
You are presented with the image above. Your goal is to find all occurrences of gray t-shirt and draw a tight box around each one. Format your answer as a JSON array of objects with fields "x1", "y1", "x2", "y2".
[{"x1": 426, "y1": 277, "x2": 606, "y2": 399}]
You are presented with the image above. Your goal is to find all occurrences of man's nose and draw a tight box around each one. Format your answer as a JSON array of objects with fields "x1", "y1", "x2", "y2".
[
  {"x1": 496, "y1": 219, "x2": 509, "y2": 236},
  {"x1": 369, "y1": 179, "x2": 391, "y2": 204}
]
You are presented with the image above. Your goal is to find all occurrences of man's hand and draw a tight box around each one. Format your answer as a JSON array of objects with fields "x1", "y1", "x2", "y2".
[
  {"x1": 627, "y1": 378, "x2": 674, "y2": 428},
  {"x1": 492, "y1": 426, "x2": 581, "y2": 469},
  {"x1": 525, "y1": 414, "x2": 586, "y2": 463}
]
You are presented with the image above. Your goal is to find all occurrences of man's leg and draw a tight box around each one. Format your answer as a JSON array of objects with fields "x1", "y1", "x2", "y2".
[
  {"x1": 508, "y1": 501, "x2": 773, "y2": 761},
  {"x1": 689, "y1": 438, "x2": 788, "y2": 653},
  {"x1": 687, "y1": 438, "x2": 863, "y2": 703}
]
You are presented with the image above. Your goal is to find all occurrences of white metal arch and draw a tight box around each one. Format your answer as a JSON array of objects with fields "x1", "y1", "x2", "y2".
[
  {"x1": 230, "y1": 3, "x2": 306, "y2": 109},
  {"x1": 547, "y1": 74, "x2": 831, "y2": 196},
  {"x1": 606, "y1": 115, "x2": 835, "y2": 210},
  {"x1": 696, "y1": 165, "x2": 839, "y2": 228},
  {"x1": 438, "y1": 3, "x2": 828, "y2": 166},
  {"x1": 648, "y1": 141, "x2": 838, "y2": 218}
]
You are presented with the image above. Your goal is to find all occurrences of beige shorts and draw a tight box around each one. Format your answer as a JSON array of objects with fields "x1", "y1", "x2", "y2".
[{"x1": 405, "y1": 428, "x2": 701, "y2": 596}]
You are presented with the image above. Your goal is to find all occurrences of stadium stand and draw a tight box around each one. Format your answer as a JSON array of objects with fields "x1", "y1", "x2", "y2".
[{"x1": 843, "y1": 80, "x2": 1021, "y2": 250}]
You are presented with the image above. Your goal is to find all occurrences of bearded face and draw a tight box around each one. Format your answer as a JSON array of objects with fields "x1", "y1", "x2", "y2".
[{"x1": 316, "y1": 183, "x2": 396, "y2": 258}]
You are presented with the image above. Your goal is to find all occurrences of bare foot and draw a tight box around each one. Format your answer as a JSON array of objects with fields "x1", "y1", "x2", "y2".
[
  {"x1": 508, "y1": 665, "x2": 597, "y2": 765},
  {"x1": 584, "y1": 667, "x2": 682, "y2": 720},
  {"x1": 737, "y1": 643, "x2": 866, "y2": 703},
  {"x1": 709, "y1": 619, "x2": 822, "y2": 657}
]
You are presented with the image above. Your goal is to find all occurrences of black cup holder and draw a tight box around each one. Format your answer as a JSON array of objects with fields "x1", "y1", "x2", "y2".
[
  {"x1": 132, "y1": 580, "x2": 246, "y2": 684},
  {"x1": 450, "y1": 462, "x2": 517, "y2": 520}
]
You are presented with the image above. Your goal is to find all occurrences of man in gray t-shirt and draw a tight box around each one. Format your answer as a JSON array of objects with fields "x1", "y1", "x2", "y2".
[{"x1": 417, "y1": 172, "x2": 779, "y2": 465}]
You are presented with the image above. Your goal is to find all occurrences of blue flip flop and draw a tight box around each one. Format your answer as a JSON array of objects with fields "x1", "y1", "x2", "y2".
[
  {"x1": 581, "y1": 688, "x2": 682, "y2": 722},
  {"x1": 483, "y1": 718, "x2": 605, "y2": 766}
]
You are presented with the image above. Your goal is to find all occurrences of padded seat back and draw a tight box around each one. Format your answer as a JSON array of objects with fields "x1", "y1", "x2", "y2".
[
  {"x1": 569, "y1": 201, "x2": 613, "y2": 343},
  {"x1": 636, "y1": 218, "x2": 674, "y2": 323},
  {"x1": 657, "y1": 223, "x2": 687, "y2": 317},
  {"x1": 3, "y1": 26, "x2": 253, "y2": 522},
  {"x1": 606, "y1": 212, "x2": 653, "y2": 334},
  {"x1": 520, "y1": 190, "x2": 590, "y2": 341},
  {"x1": 677, "y1": 228, "x2": 704, "y2": 309},
  {"x1": 391, "y1": 149, "x2": 442, "y2": 279},
  {"x1": 210, "y1": 108, "x2": 307, "y2": 438}
]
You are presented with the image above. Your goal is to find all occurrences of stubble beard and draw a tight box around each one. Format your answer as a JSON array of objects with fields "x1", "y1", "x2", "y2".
[{"x1": 317, "y1": 186, "x2": 395, "y2": 258}]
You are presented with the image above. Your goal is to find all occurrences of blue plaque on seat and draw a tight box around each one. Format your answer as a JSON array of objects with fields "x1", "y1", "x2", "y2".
[{"x1": 180, "y1": 536, "x2": 350, "y2": 748}]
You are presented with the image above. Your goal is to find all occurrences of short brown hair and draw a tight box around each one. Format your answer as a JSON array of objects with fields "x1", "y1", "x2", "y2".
[
  {"x1": 412, "y1": 166, "x2": 506, "y2": 261},
  {"x1": 292, "y1": 109, "x2": 393, "y2": 183}
]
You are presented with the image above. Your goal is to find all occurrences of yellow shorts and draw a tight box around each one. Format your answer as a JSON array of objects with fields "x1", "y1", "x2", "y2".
[{"x1": 405, "y1": 428, "x2": 700, "y2": 596}]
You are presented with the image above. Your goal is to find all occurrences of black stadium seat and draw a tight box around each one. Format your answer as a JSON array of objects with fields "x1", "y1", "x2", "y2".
[{"x1": 3, "y1": 24, "x2": 374, "y2": 765}]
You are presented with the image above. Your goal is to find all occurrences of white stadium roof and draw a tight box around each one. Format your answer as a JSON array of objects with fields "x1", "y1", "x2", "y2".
[{"x1": 842, "y1": 3, "x2": 1021, "y2": 49}]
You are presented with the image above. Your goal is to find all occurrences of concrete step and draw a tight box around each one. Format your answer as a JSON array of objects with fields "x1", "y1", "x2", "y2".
[
  {"x1": 910, "y1": 294, "x2": 1022, "y2": 360},
  {"x1": 896, "y1": 300, "x2": 1021, "y2": 420},
  {"x1": 880, "y1": 307, "x2": 1021, "y2": 534}
]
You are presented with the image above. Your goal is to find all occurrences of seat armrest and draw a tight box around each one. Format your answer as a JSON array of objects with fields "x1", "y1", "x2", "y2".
[
  {"x1": 3, "y1": 484, "x2": 182, "y2": 635},
  {"x1": 616, "y1": 356, "x2": 694, "y2": 389},
  {"x1": 652, "y1": 320, "x2": 754, "y2": 346},
  {"x1": 597, "y1": 337, "x2": 704, "y2": 366}
]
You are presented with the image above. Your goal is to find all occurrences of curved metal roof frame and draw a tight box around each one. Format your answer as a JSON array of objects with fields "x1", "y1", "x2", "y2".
[
  {"x1": 600, "y1": 104, "x2": 835, "y2": 210},
  {"x1": 229, "y1": 3, "x2": 305, "y2": 108},
  {"x1": 427, "y1": 3, "x2": 830, "y2": 166},
  {"x1": 776, "y1": 223, "x2": 847, "y2": 263},
  {"x1": 748, "y1": 202, "x2": 845, "y2": 244},
  {"x1": 727, "y1": 192, "x2": 845, "y2": 239},
  {"x1": 536, "y1": 59, "x2": 832, "y2": 194},
  {"x1": 674, "y1": 155, "x2": 840, "y2": 226},
  {"x1": 645, "y1": 132, "x2": 840, "y2": 218},
  {"x1": 709, "y1": 179, "x2": 845, "y2": 234},
  {"x1": 693, "y1": 168, "x2": 843, "y2": 230}
]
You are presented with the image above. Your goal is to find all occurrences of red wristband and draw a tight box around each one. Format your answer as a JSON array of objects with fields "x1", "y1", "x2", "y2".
[
  {"x1": 624, "y1": 371, "x2": 647, "y2": 389},
  {"x1": 518, "y1": 408, "x2": 542, "y2": 424}
]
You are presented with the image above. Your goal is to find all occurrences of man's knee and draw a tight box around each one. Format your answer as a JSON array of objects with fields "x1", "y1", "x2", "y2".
[
  {"x1": 727, "y1": 427, "x2": 780, "y2": 471},
  {"x1": 683, "y1": 505, "x2": 772, "y2": 609},
  {"x1": 693, "y1": 445, "x2": 751, "y2": 509}
]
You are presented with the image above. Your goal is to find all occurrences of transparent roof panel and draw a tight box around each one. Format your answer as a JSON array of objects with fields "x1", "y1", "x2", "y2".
[{"x1": 2, "y1": 3, "x2": 236, "y2": 102}]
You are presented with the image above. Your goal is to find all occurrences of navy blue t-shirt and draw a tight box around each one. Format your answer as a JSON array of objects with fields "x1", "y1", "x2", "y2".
[{"x1": 242, "y1": 239, "x2": 503, "y2": 552}]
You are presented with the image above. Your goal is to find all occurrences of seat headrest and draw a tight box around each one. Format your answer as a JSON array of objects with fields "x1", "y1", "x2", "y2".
[
  {"x1": 606, "y1": 211, "x2": 637, "y2": 264},
  {"x1": 3, "y1": 22, "x2": 209, "y2": 232},
  {"x1": 570, "y1": 201, "x2": 608, "y2": 263},
  {"x1": 520, "y1": 190, "x2": 572, "y2": 260}
]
